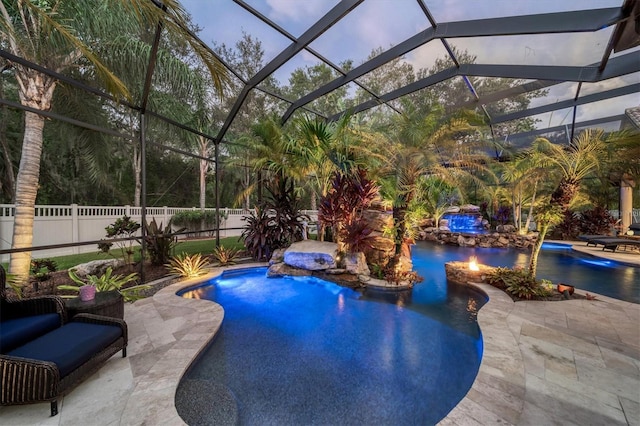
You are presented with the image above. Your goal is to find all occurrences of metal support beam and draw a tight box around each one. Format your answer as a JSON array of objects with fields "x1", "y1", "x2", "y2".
[
  {"x1": 139, "y1": 113, "x2": 147, "y2": 283},
  {"x1": 216, "y1": 0, "x2": 364, "y2": 142},
  {"x1": 234, "y1": 0, "x2": 402, "y2": 120},
  {"x1": 282, "y1": 7, "x2": 624, "y2": 122},
  {"x1": 215, "y1": 141, "x2": 220, "y2": 247},
  {"x1": 328, "y1": 53, "x2": 640, "y2": 121},
  {"x1": 505, "y1": 115, "x2": 626, "y2": 140},
  {"x1": 491, "y1": 82, "x2": 639, "y2": 124}
]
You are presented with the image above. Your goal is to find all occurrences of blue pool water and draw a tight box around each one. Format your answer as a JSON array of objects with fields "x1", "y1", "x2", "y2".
[
  {"x1": 176, "y1": 240, "x2": 639, "y2": 425},
  {"x1": 178, "y1": 265, "x2": 486, "y2": 425}
]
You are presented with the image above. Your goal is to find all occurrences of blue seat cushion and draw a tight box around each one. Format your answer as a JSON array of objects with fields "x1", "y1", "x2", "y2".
[
  {"x1": 7, "y1": 322, "x2": 122, "y2": 377},
  {"x1": 0, "y1": 313, "x2": 61, "y2": 353}
]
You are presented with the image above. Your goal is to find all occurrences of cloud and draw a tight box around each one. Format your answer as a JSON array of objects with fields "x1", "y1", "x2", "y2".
[{"x1": 265, "y1": 0, "x2": 334, "y2": 23}]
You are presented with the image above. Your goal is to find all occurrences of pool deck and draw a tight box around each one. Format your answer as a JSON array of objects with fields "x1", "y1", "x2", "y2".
[{"x1": 1, "y1": 242, "x2": 639, "y2": 425}]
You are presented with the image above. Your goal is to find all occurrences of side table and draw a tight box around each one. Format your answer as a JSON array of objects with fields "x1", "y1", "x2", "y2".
[{"x1": 65, "y1": 290, "x2": 124, "y2": 319}]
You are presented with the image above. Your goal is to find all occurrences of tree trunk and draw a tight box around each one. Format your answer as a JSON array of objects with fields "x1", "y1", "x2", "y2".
[
  {"x1": 528, "y1": 223, "x2": 549, "y2": 278},
  {"x1": 9, "y1": 69, "x2": 56, "y2": 281},
  {"x1": 9, "y1": 111, "x2": 46, "y2": 280},
  {"x1": 524, "y1": 180, "x2": 538, "y2": 233}
]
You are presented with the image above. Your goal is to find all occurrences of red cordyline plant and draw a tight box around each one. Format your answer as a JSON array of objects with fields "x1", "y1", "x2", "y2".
[{"x1": 318, "y1": 167, "x2": 379, "y2": 249}]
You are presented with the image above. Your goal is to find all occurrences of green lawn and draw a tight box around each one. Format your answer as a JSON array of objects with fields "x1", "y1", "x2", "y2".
[{"x1": 2, "y1": 236, "x2": 245, "y2": 271}]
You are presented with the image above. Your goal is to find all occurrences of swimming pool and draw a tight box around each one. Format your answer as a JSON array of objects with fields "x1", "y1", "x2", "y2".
[
  {"x1": 177, "y1": 266, "x2": 486, "y2": 425},
  {"x1": 412, "y1": 241, "x2": 640, "y2": 304}
]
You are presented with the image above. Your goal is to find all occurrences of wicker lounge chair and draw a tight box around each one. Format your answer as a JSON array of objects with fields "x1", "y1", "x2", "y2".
[
  {"x1": 578, "y1": 235, "x2": 620, "y2": 247},
  {"x1": 0, "y1": 265, "x2": 128, "y2": 416},
  {"x1": 596, "y1": 238, "x2": 640, "y2": 253}
]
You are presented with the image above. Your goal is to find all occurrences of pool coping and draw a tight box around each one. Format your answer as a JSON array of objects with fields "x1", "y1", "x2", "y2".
[
  {"x1": 1, "y1": 257, "x2": 637, "y2": 425},
  {"x1": 134, "y1": 263, "x2": 639, "y2": 425}
]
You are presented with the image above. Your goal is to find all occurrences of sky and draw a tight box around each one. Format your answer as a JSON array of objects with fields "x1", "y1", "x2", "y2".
[{"x1": 180, "y1": 0, "x2": 639, "y2": 129}]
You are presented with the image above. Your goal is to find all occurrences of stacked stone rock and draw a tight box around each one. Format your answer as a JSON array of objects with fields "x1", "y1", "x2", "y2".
[
  {"x1": 360, "y1": 201, "x2": 395, "y2": 269},
  {"x1": 418, "y1": 227, "x2": 538, "y2": 249}
]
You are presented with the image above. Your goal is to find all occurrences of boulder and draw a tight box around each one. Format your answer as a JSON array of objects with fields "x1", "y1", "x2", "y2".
[
  {"x1": 284, "y1": 240, "x2": 338, "y2": 271},
  {"x1": 269, "y1": 248, "x2": 287, "y2": 265},
  {"x1": 457, "y1": 235, "x2": 477, "y2": 246},
  {"x1": 444, "y1": 206, "x2": 460, "y2": 213},
  {"x1": 266, "y1": 262, "x2": 312, "y2": 278},
  {"x1": 460, "y1": 204, "x2": 481, "y2": 213},
  {"x1": 344, "y1": 252, "x2": 370, "y2": 276},
  {"x1": 72, "y1": 259, "x2": 124, "y2": 277}
]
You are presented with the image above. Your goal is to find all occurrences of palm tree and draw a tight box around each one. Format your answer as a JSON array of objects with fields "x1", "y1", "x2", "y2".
[
  {"x1": 532, "y1": 129, "x2": 606, "y2": 210},
  {"x1": 522, "y1": 129, "x2": 607, "y2": 278},
  {"x1": 0, "y1": 0, "x2": 226, "y2": 280}
]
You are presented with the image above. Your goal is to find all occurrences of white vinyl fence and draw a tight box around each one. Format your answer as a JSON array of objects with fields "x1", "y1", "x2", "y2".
[{"x1": 0, "y1": 204, "x2": 318, "y2": 262}]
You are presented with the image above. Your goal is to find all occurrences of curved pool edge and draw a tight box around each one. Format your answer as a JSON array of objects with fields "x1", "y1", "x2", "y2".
[
  {"x1": 118, "y1": 263, "x2": 267, "y2": 425},
  {"x1": 117, "y1": 264, "x2": 638, "y2": 426},
  {"x1": 439, "y1": 283, "x2": 526, "y2": 425}
]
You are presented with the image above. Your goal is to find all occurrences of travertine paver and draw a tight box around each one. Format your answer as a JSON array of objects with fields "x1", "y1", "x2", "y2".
[{"x1": 1, "y1": 255, "x2": 638, "y2": 425}]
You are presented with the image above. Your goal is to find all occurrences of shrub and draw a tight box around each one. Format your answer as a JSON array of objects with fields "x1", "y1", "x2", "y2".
[
  {"x1": 486, "y1": 267, "x2": 552, "y2": 300},
  {"x1": 99, "y1": 216, "x2": 141, "y2": 264},
  {"x1": 171, "y1": 210, "x2": 228, "y2": 235},
  {"x1": 30, "y1": 259, "x2": 57, "y2": 282},
  {"x1": 551, "y1": 210, "x2": 580, "y2": 240},
  {"x1": 578, "y1": 206, "x2": 615, "y2": 235},
  {"x1": 493, "y1": 206, "x2": 511, "y2": 225},
  {"x1": 167, "y1": 253, "x2": 209, "y2": 278}
]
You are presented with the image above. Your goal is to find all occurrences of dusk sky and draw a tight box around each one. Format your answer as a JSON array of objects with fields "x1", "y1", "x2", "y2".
[{"x1": 181, "y1": 0, "x2": 639, "y2": 129}]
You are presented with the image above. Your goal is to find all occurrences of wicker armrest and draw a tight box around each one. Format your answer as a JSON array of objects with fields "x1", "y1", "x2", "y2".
[
  {"x1": 4, "y1": 296, "x2": 67, "y2": 324},
  {"x1": 0, "y1": 355, "x2": 60, "y2": 405},
  {"x1": 72, "y1": 314, "x2": 128, "y2": 342}
]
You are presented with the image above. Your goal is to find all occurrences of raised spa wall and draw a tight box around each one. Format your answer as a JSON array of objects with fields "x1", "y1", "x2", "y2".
[{"x1": 418, "y1": 227, "x2": 538, "y2": 249}]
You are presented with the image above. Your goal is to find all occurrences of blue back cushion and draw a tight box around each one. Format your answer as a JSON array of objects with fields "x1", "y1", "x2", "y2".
[
  {"x1": 7, "y1": 322, "x2": 122, "y2": 377},
  {"x1": 0, "y1": 313, "x2": 61, "y2": 353}
]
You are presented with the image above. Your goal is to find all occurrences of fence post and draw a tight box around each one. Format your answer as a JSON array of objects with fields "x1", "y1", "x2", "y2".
[
  {"x1": 163, "y1": 206, "x2": 169, "y2": 227},
  {"x1": 71, "y1": 204, "x2": 79, "y2": 255}
]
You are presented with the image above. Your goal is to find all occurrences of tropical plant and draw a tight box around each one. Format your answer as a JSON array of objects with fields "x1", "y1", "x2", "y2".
[
  {"x1": 59, "y1": 267, "x2": 144, "y2": 302},
  {"x1": 144, "y1": 218, "x2": 182, "y2": 266},
  {"x1": 552, "y1": 210, "x2": 580, "y2": 240},
  {"x1": 30, "y1": 258, "x2": 57, "y2": 282},
  {"x1": 410, "y1": 175, "x2": 460, "y2": 229},
  {"x1": 1, "y1": 0, "x2": 227, "y2": 281},
  {"x1": 317, "y1": 167, "x2": 379, "y2": 246},
  {"x1": 578, "y1": 206, "x2": 616, "y2": 236},
  {"x1": 212, "y1": 246, "x2": 240, "y2": 266},
  {"x1": 342, "y1": 218, "x2": 375, "y2": 254},
  {"x1": 99, "y1": 216, "x2": 141, "y2": 265},
  {"x1": 531, "y1": 130, "x2": 606, "y2": 211},
  {"x1": 167, "y1": 252, "x2": 209, "y2": 278},
  {"x1": 241, "y1": 177, "x2": 309, "y2": 261},
  {"x1": 493, "y1": 206, "x2": 511, "y2": 225},
  {"x1": 486, "y1": 267, "x2": 552, "y2": 300}
]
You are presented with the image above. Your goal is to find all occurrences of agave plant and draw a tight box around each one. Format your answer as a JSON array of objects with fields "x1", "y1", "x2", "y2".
[{"x1": 167, "y1": 253, "x2": 209, "y2": 278}]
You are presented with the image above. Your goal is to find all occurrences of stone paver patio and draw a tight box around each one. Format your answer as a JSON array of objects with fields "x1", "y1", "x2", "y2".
[{"x1": 1, "y1": 242, "x2": 638, "y2": 425}]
